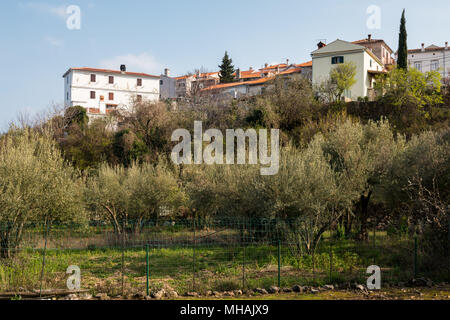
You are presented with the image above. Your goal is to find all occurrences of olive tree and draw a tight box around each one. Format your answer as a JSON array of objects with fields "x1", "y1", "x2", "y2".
[
  {"x1": 0, "y1": 128, "x2": 85, "y2": 258},
  {"x1": 86, "y1": 161, "x2": 186, "y2": 234}
]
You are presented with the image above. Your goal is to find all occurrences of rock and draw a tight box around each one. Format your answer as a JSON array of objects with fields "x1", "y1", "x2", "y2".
[
  {"x1": 206, "y1": 290, "x2": 213, "y2": 296},
  {"x1": 186, "y1": 292, "x2": 199, "y2": 297},
  {"x1": 95, "y1": 293, "x2": 110, "y2": 300},
  {"x1": 223, "y1": 291, "x2": 234, "y2": 297},
  {"x1": 323, "y1": 285, "x2": 334, "y2": 291},
  {"x1": 282, "y1": 287, "x2": 293, "y2": 293},
  {"x1": 310, "y1": 288, "x2": 319, "y2": 294},
  {"x1": 268, "y1": 286, "x2": 280, "y2": 294},
  {"x1": 134, "y1": 293, "x2": 146, "y2": 299},
  {"x1": 355, "y1": 284, "x2": 366, "y2": 291},
  {"x1": 79, "y1": 293, "x2": 92, "y2": 300},
  {"x1": 233, "y1": 290, "x2": 242, "y2": 296},
  {"x1": 151, "y1": 289, "x2": 166, "y2": 300},
  {"x1": 66, "y1": 294, "x2": 78, "y2": 300},
  {"x1": 292, "y1": 285, "x2": 303, "y2": 293},
  {"x1": 145, "y1": 295, "x2": 152, "y2": 300},
  {"x1": 254, "y1": 288, "x2": 268, "y2": 295},
  {"x1": 165, "y1": 291, "x2": 178, "y2": 298}
]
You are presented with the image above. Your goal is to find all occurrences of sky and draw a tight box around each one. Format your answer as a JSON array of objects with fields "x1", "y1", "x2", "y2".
[{"x1": 0, "y1": 0, "x2": 449, "y2": 130}]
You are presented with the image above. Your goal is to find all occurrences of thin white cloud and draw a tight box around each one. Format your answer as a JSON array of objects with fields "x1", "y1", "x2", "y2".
[
  {"x1": 19, "y1": 2, "x2": 68, "y2": 19},
  {"x1": 45, "y1": 36, "x2": 63, "y2": 47},
  {"x1": 99, "y1": 53, "x2": 162, "y2": 74}
]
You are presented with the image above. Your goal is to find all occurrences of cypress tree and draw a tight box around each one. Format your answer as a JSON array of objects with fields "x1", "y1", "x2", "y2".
[
  {"x1": 397, "y1": 9, "x2": 408, "y2": 70},
  {"x1": 218, "y1": 51, "x2": 236, "y2": 83}
]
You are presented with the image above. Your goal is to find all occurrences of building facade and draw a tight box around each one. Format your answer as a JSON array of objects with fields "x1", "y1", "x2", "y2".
[
  {"x1": 63, "y1": 65, "x2": 160, "y2": 117},
  {"x1": 406, "y1": 42, "x2": 449, "y2": 79},
  {"x1": 353, "y1": 34, "x2": 395, "y2": 68},
  {"x1": 311, "y1": 39, "x2": 385, "y2": 101},
  {"x1": 159, "y1": 68, "x2": 177, "y2": 100}
]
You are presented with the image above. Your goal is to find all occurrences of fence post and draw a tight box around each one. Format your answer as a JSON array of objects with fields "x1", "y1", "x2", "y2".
[
  {"x1": 39, "y1": 222, "x2": 50, "y2": 298},
  {"x1": 277, "y1": 239, "x2": 281, "y2": 288},
  {"x1": 192, "y1": 217, "x2": 196, "y2": 292},
  {"x1": 121, "y1": 220, "x2": 125, "y2": 296},
  {"x1": 146, "y1": 244, "x2": 149, "y2": 296},
  {"x1": 242, "y1": 222, "x2": 246, "y2": 291},
  {"x1": 414, "y1": 236, "x2": 418, "y2": 279},
  {"x1": 329, "y1": 241, "x2": 333, "y2": 283}
]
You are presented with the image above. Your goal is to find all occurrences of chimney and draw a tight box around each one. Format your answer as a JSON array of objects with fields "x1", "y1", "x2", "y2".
[
  {"x1": 421, "y1": 43, "x2": 425, "y2": 52},
  {"x1": 164, "y1": 68, "x2": 170, "y2": 77},
  {"x1": 265, "y1": 63, "x2": 268, "y2": 68},
  {"x1": 445, "y1": 42, "x2": 448, "y2": 50},
  {"x1": 120, "y1": 64, "x2": 126, "y2": 72},
  {"x1": 236, "y1": 68, "x2": 241, "y2": 80},
  {"x1": 368, "y1": 34, "x2": 372, "y2": 41},
  {"x1": 317, "y1": 41, "x2": 326, "y2": 49},
  {"x1": 249, "y1": 66, "x2": 253, "y2": 71},
  {"x1": 286, "y1": 58, "x2": 289, "y2": 66}
]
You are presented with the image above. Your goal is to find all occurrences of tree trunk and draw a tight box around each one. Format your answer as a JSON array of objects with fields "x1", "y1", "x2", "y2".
[{"x1": 358, "y1": 191, "x2": 372, "y2": 242}]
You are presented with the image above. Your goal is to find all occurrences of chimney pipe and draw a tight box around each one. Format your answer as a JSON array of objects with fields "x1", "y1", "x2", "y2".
[
  {"x1": 286, "y1": 58, "x2": 289, "y2": 66},
  {"x1": 265, "y1": 63, "x2": 268, "y2": 68},
  {"x1": 164, "y1": 68, "x2": 170, "y2": 77},
  {"x1": 368, "y1": 34, "x2": 372, "y2": 41},
  {"x1": 445, "y1": 42, "x2": 448, "y2": 50},
  {"x1": 120, "y1": 64, "x2": 126, "y2": 72},
  {"x1": 421, "y1": 43, "x2": 425, "y2": 52}
]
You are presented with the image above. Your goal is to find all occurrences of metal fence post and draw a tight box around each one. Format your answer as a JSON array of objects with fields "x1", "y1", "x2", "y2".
[
  {"x1": 414, "y1": 236, "x2": 418, "y2": 279},
  {"x1": 39, "y1": 222, "x2": 50, "y2": 298},
  {"x1": 329, "y1": 241, "x2": 333, "y2": 283},
  {"x1": 277, "y1": 239, "x2": 281, "y2": 288},
  {"x1": 192, "y1": 217, "x2": 196, "y2": 292},
  {"x1": 146, "y1": 244, "x2": 149, "y2": 296},
  {"x1": 121, "y1": 220, "x2": 125, "y2": 296}
]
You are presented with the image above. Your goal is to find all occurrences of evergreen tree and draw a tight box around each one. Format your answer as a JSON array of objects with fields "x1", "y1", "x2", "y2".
[
  {"x1": 218, "y1": 51, "x2": 235, "y2": 83},
  {"x1": 397, "y1": 9, "x2": 408, "y2": 70}
]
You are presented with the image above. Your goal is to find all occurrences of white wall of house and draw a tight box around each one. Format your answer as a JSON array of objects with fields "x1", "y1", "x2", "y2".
[
  {"x1": 312, "y1": 40, "x2": 384, "y2": 100},
  {"x1": 160, "y1": 74, "x2": 177, "y2": 99},
  {"x1": 63, "y1": 68, "x2": 160, "y2": 114},
  {"x1": 407, "y1": 46, "x2": 449, "y2": 78}
]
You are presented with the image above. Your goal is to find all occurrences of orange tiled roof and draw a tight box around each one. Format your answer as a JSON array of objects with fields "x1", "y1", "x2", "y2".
[
  {"x1": 296, "y1": 61, "x2": 312, "y2": 67},
  {"x1": 279, "y1": 67, "x2": 303, "y2": 75},
  {"x1": 63, "y1": 67, "x2": 159, "y2": 78},
  {"x1": 201, "y1": 76, "x2": 274, "y2": 91}
]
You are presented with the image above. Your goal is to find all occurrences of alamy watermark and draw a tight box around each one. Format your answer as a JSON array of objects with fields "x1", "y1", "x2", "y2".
[
  {"x1": 171, "y1": 121, "x2": 280, "y2": 175},
  {"x1": 366, "y1": 5, "x2": 381, "y2": 30},
  {"x1": 66, "y1": 5, "x2": 81, "y2": 30}
]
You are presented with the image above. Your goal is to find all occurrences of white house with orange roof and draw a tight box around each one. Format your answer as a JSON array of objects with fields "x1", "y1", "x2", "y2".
[{"x1": 63, "y1": 65, "x2": 160, "y2": 117}]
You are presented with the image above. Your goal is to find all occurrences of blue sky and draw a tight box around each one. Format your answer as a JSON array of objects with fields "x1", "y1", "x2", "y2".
[{"x1": 0, "y1": 0, "x2": 449, "y2": 130}]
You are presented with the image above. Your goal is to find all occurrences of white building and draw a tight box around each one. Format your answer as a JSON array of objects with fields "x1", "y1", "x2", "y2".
[
  {"x1": 63, "y1": 65, "x2": 160, "y2": 117},
  {"x1": 406, "y1": 42, "x2": 449, "y2": 79},
  {"x1": 159, "y1": 68, "x2": 177, "y2": 100},
  {"x1": 311, "y1": 39, "x2": 385, "y2": 101}
]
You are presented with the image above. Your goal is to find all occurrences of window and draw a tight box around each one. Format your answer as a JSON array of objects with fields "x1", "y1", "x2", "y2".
[
  {"x1": 160, "y1": 80, "x2": 163, "y2": 85},
  {"x1": 90, "y1": 74, "x2": 96, "y2": 82},
  {"x1": 137, "y1": 95, "x2": 142, "y2": 102},
  {"x1": 370, "y1": 60, "x2": 372, "y2": 67},
  {"x1": 90, "y1": 91, "x2": 96, "y2": 99},
  {"x1": 431, "y1": 60, "x2": 439, "y2": 71},
  {"x1": 109, "y1": 76, "x2": 114, "y2": 84},
  {"x1": 137, "y1": 78, "x2": 142, "y2": 86},
  {"x1": 414, "y1": 62, "x2": 422, "y2": 72},
  {"x1": 109, "y1": 92, "x2": 114, "y2": 100},
  {"x1": 67, "y1": 92, "x2": 69, "y2": 100},
  {"x1": 331, "y1": 56, "x2": 344, "y2": 64}
]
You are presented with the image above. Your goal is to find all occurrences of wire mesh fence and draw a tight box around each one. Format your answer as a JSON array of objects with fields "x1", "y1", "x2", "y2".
[{"x1": 0, "y1": 218, "x2": 448, "y2": 296}]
